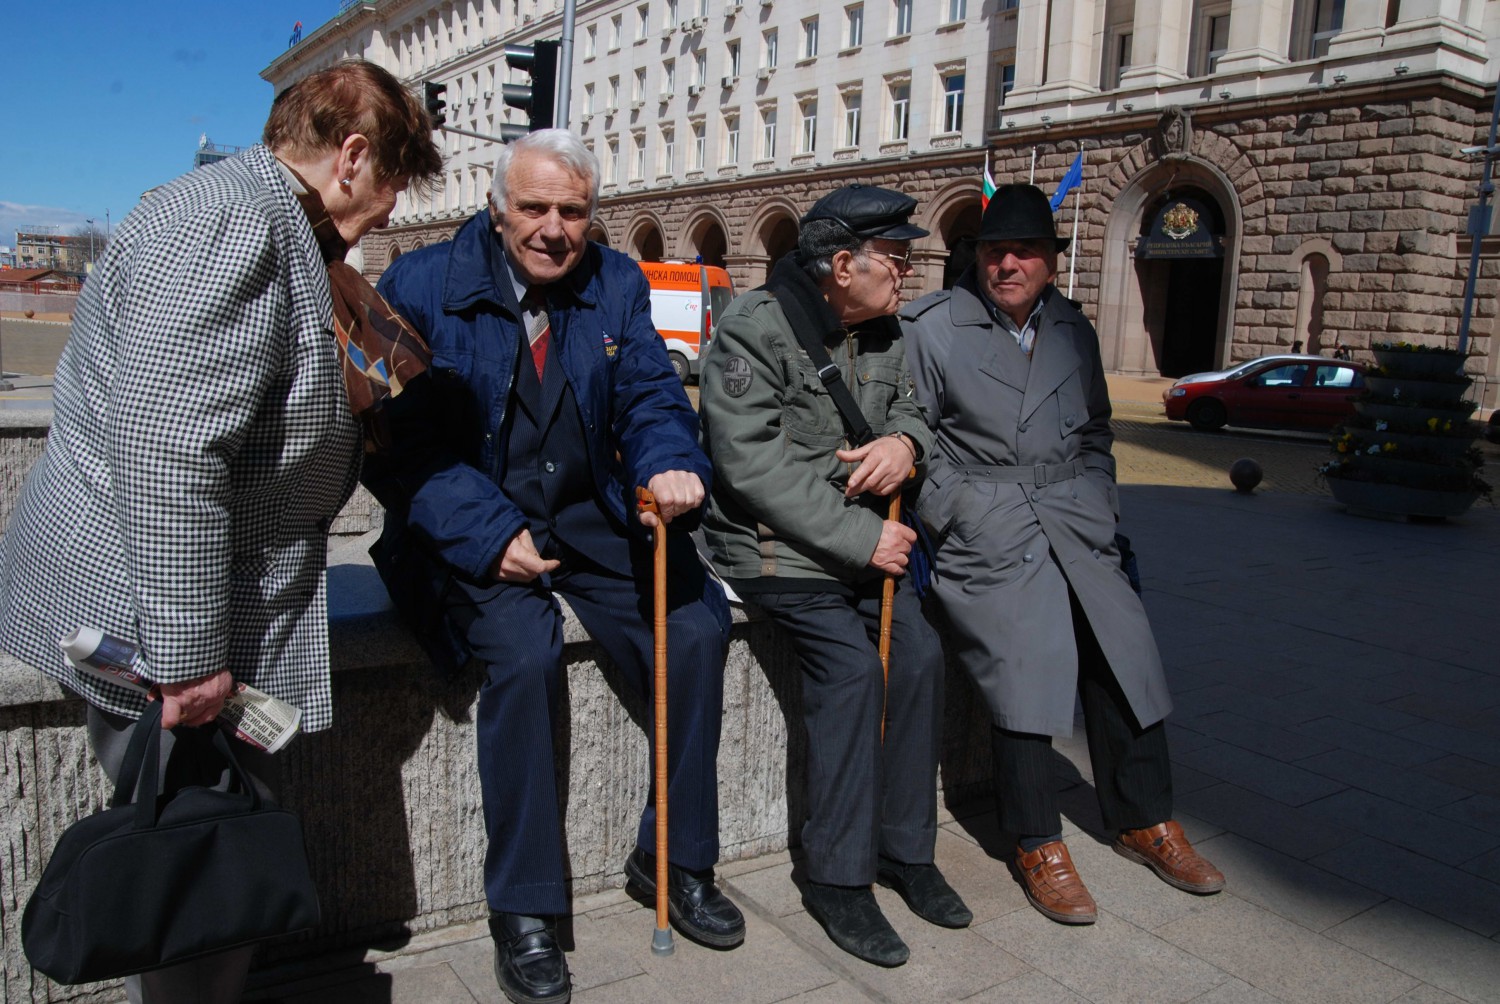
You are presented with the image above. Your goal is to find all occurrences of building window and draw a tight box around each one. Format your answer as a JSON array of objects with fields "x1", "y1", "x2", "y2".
[
  {"x1": 695, "y1": 0, "x2": 709, "y2": 16},
  {"x1": 1309, "y1": 0, "x2": 1345, "y2": 58},
  {"x1": 843, "y1": 90, "x2": 862, "y2": 146},
  {"x1": 945, "y1": 0, "x2": 966, "y2": 22},
  {"x1": 888, "y1": 82, "x2": 910, "y2": 140},
  {"x1": 661, "y1": 127, "x2": 675, "y2": 174},
  {"x1": 761, "y1": 106, "x2": 778, "y2": 158},
  {"x1": 634, "y1": 68, "x2": 647, "y2": 102},
  {"x1": 584, "y1": 83, "x2": 596, "y2": 115},
  {"x1": 728, "y1": 39, "x2": 742, "y2": 76},
  {"x1": 1104, "y1": 30, "x2": 1133, "y2": 88},
  {"x1": 1204, "y1": 12, "x2": 1230, "y2": 74},
  {"x1": 632, "y1": 134, "x2": 646, "y2": 179},
  {"x1": 992, "y1": 62, "x2": 1015, "y2": 126},
  {"x1": 695, "y1": 51, "x2": 708, "y2": 87},
  {"x1": 585, "y1": 24, "x2": 597, "y2": 58},
  {"x1": 665, "y1": 0, "x2": 678, "y2": 29},
  {"x1": 607, "y1": 138, "x2": 620, "y2": 183},
  {"x1": 609, "y1": 75, "x2": 621, "y2": 110},
  {"x1": 763, "y1": 29, "x2": 779, "y2": 68},
  {"x1": 892, "y1": 0, "x2": 912, "y2": 36},
  {"x1": 802, "y1": 17, "x2": 820, "y2": 58},
  {"x1": 846, "y1": 5, "x2": 864, "y2": 48},
  {"x1": 610, "y1": 14, "x2": 622, "y2": 49},
  {"x1": 800, "y1": 98, "x2": 818, "y2": 152},
  {"x1": 692, "y1": 121, "x2": 706, "y2": 169},
  {"x1": 724, "y1": 114, "x2": 741, "y2": 164},
  {"x1": 636, "y1": 4, "x2": 650, "y2": 41},
  {"x1": 663, "y1": 59, "x2": 676, "y2": 96},
  {"x1": 941, "y1": 72, "x2": 965, "y2": 132}
]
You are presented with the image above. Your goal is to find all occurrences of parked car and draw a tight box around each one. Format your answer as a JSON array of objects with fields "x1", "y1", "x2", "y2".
[
  {"x1": 1486, "y1": 409, "x2": 1500, "y2": 444},
  {"x1": 1162, "y1": 355, "x2": 1368, "y2": 432}
]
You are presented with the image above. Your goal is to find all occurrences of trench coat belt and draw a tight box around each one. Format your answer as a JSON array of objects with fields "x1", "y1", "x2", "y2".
[{"x1": 952, "y1": 458, "x2": 1087, "y2": 488}]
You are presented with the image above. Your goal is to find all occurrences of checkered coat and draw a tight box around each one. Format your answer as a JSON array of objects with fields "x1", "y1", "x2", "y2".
[{"x1": 0, "y1": 144, "x2": 360, "y2": 732}]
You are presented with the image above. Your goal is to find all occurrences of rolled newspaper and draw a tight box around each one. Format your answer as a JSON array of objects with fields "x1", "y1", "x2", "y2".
[{"x1": 59, "y1": 627, "x2": 303, "y2": 754}]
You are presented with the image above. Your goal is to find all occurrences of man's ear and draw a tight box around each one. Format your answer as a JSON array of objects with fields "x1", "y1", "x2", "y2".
[{"x1": 830, "y1": 248, "x2": 858, "y2": 288}]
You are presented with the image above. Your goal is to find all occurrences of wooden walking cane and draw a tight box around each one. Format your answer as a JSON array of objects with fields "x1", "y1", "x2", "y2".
[
  {"x1": 634, "y1": 486, "x2": 674, "y2": 957},
  {"x1": 878, "y1": 468, "x2": 917, "y2": 742}
]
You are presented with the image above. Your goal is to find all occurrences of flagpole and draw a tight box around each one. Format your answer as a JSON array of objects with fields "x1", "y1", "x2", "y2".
[
  {"x1": 1067, "y1": 187, "x2": 1081, "y2": 297},
  {"x1": 1029, "y1": 147, "x2": 1036, "y2": 185}
]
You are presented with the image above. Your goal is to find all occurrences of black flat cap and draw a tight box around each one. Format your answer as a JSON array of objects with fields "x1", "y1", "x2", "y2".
[
  {"x1": 801, "y1": 184, "x2": 930, "y2": 240},
  {"x1": 977, "y1": 184, "x2": 1070, "y2": 251}
]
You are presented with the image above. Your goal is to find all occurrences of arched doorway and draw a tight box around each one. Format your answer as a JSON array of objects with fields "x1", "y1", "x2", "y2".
[
  {"x1": 761, "y1": 217, "x2": 798, "y2": 277},
  {"x1": 634, "y1": 226, "x2": 664, "y2": 261},
  {"x1": 1136, "y1": 188, "x2": 1227, "y2": 377},
  {"x1": 692, "y1": 220, "x2": 728, "y2": 268}
]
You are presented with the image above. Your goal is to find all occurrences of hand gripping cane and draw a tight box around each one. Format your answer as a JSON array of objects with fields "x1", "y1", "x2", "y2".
[
  {"x1": 879, "y1": 469, "x2": 917, "y2": 742},
  {"x1": 634, "y1": 487, "x2": 675, "y2": 957}
]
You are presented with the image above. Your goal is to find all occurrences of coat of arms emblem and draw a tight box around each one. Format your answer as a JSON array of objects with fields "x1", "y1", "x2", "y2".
[{"x1": 1161, "y1": 203, "x2": 1200, "y2": 240}]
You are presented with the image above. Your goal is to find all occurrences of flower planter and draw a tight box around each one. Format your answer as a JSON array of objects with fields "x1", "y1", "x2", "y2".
[
  {"x1": 1347, "y1": 453, "x2": 1476, "y2": 483},
  {"x1": 1354, "y1": 401, "x2": 1472, "y2": 426},
  {"x1": 1340, "y1": 427, "x2": 1476, "y2": 457},
  {"x1": 1370, "y1": 349, "x2": 1465, "y2": 378},
  {"x1": 1363, "y1": 376, "x2": 1470, "y2": 402},
  {"x1": 1328, "y1": 477, "x2": 1480, "y2": 519}
]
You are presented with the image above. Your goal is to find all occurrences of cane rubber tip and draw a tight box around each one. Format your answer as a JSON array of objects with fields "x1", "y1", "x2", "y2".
[{"x1": 652, "y1": 928, "x2": 675, "y2": 956}]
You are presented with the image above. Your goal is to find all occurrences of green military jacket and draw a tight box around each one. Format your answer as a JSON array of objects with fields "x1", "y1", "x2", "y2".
[{"x1": 699, "y1": 255, "x2": 932, "y2": 588}]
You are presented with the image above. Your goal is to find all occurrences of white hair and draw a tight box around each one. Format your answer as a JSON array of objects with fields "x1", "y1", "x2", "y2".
[{"x1": 488, "y1": 129, "x2": 600, "y2": 218}]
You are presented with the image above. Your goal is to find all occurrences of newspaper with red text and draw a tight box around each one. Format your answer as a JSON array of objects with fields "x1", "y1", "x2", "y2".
[{"x1": 59, "y1": 627, "x2": 302, "y2": 753}]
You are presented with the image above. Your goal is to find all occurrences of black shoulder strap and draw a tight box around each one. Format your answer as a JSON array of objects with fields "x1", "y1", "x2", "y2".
[{"x1": 764, "y1": 284, "x2": 875, "y2": 447}]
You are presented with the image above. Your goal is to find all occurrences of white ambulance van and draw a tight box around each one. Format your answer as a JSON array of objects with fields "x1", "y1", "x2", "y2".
[{"x1": 637, "y1": 260, "x2": 735, "y2": 383}]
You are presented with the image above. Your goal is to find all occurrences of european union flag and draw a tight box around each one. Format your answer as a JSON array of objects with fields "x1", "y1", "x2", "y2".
[{"x1": 1050, "y1": 153, "x2": 1084, "y2": 212}]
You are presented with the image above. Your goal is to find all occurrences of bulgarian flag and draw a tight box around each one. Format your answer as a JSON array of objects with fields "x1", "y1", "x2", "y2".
[{"x1": 981, "y1": 150, "x2": 997, "y2": 209}]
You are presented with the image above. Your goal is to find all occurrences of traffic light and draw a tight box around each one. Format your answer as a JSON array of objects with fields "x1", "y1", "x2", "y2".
[
  {"x1": 424, "y1": 80, "x2": 448, "y2": 130},
  {"x1": 501, "y1": 40, "x2": 559, "y2": 141}
]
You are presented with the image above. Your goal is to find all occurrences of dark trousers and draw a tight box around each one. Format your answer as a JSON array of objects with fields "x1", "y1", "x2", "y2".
[
  {"x1": 87, "y1": 706, "x2": 280, "y2": 1004},
  {"x1": 447, "y1": 544, "x2": 729, "y2": 916},
  {"x1": 991, "y1": 596, "x2": 1173, "y2": 838},
  {"x1": 754, "y1": 579, "x2": 943, "y2": 886}
]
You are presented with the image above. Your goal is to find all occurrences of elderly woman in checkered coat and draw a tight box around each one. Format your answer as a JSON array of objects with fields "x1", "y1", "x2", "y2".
[{"x1": 0, "y1": 61, "x2": 440, "y2": 1003}]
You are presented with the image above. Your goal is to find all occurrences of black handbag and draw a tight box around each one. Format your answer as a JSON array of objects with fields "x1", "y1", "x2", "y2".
[{"x1": 22, "y1": 701, "x2": 321, "y2": 984}]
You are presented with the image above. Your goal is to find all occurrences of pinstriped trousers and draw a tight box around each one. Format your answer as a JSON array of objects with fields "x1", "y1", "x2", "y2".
[{"x1": 990, "y1": 590, "x2": 1173, "y2": 837}]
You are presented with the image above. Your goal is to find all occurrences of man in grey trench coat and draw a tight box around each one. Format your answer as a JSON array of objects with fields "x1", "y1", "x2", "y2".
[{"x1": 900, "y1": 184, "x2": 1223, "y2": 924}]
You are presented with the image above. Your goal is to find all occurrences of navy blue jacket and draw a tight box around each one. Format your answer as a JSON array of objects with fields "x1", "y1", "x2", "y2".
[{"x1": 365, "y1": 210, "x2": 711, "y2": 648}]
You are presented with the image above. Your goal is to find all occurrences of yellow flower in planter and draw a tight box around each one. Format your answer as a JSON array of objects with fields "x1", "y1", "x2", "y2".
[{"x1": 1383, "y1": 442, "x2": 1396, "y2": 452}]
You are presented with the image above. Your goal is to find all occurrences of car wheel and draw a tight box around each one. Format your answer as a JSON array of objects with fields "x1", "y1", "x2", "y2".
[
  {"x1": 668, "y1": 351, "x2": 690, "y2": 385},
  {"x1": 1187, "y1": 398, "x2": 1228, "y2": 432}
]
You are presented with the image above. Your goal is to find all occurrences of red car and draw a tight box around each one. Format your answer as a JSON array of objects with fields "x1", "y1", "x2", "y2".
[{"x1": 1162, "y1": 355, "x2": 1368, "y2": 432}]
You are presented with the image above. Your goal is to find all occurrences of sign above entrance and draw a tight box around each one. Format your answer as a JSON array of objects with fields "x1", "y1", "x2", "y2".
[{"x1": 1136, "y1": 196, "x2": 1223, "y2": 259}]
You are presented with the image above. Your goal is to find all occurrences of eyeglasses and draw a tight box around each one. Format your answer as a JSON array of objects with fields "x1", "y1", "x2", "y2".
[
  {"x1": 862, "y1": 247, "x2": 914, "y2": 270},
  {"x1": 509, "y1": 199, "x2": 592, "y2": 223}
]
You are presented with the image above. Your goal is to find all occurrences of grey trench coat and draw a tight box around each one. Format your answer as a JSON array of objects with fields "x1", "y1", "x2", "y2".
[{"x1": 900, "y1": 274, "x2": 1172, "y2": 738}]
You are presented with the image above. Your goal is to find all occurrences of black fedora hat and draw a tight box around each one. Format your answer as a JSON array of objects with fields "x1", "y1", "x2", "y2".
[{"x1": 976, "y1": 184, "x2": 1069, "y2": 252}]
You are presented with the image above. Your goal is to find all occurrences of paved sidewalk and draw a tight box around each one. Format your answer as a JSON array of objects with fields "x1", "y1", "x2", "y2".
[{"x1": 240, "y1": 406, "x2": 1500, "y2": 1003}]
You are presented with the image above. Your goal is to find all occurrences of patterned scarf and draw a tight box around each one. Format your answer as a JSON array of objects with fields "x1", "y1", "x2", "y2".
[{"x1": 292, "y1": 177, "x2": 431, "y2": 453}]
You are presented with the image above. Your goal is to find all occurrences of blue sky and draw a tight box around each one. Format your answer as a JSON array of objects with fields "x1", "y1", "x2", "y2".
[{"x1": 1, "y1": 2, "x2": 333, "y2": 247}]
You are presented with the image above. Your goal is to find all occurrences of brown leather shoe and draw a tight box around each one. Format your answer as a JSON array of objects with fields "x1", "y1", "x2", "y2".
[
  {"x1": 1013, "y1": 841, "x2": 1098, "y2": 925},
  {"x1": 1114, "y1": 820, "x2": 1226, "y2": 894}
]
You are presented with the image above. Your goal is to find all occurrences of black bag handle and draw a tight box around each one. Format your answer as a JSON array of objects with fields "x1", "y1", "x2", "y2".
[{"x1": 108, "y1": 700, "x2": 263, "y2": 829}]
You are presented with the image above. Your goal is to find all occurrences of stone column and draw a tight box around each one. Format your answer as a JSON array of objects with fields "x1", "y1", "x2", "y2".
[
  {"x1": 1034, "y1": 0, "x2": 1103, "y2": 102},
  {"x1": 1006, "y1": 0, "x2": 1052, "y2": 100},
  {"x1": 1213, "y1": 0, "x2": 1291, "y2": 75},
  {"x1": 1382, "y1": 0, "x2": 1489, "y2": 73},
  {"x1": 1120, "y1": 0, "x2": 1193, "y2": 88},
  {"x1": 1325, "y1": 0, "x2": 1388, "y2": 59}
]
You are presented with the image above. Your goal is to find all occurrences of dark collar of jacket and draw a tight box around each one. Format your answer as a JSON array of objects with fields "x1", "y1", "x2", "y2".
[
  {"x1": 439, "y1": 209, "x2": 599, "y2": 319},
  {"x1": 762, "y1": 250, "x2": 902, "y2": 346}
]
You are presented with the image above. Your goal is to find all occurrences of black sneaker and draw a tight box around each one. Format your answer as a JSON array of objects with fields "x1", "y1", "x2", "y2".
[
  {"x1": 876, "y1": 856, "x2": 973, "y2": 928},
  {"x1": 801, "y1": 881, "x2": 909, "y2": 967},
  {"x1": 625, "y1": 847, "x2": 746, "y2": 948}
]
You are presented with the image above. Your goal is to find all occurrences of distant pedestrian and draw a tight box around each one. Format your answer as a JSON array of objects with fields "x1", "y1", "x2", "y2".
[
  {"x1": 1333, "y1": 342, "x2": 1352, "y2": 361},
  {"x1": 900, "y1": 184, "x2": 1224, "y2": 926},
  {"x1": 1292, "y1": 339, "x2": 1304, "y2": 354}
]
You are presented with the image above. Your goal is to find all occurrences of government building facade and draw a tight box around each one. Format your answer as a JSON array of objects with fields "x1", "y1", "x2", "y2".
[{"x1": 264, "y1": 0, "x2": 1500, "y2": 407}]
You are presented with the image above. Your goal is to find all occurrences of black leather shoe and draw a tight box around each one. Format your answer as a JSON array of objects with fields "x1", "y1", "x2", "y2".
[
  {"x1": 876, "y1": 855, "x2": 973, "y2": 928},
  {"x1": 488, "y1": 912, "x2": 571, "y2": 1004},
  {"x1": 801, "y1": 881, "x2": 909, "y2": 967},
  {"x1": 625, "y1": 847, "x2": 746, "y2": 948}
]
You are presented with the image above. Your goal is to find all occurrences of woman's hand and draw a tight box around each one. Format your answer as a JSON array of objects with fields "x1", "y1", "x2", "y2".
[{"x1": 156, "y1": 670, "x2": 236, "y2": 728}]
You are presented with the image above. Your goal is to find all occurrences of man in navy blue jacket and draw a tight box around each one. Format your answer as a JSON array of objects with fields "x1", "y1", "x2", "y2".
[{"x1": 368, "y1": 130, "x2": 740, "y2": 1004}]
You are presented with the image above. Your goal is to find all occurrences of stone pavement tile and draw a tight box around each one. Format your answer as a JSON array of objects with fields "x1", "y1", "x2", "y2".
[
  {"x1": 960, "y1": 970, "x2": 1088, "y2": 1003},
  {"x1": 1187, "y1": 833, "x2": 1383, "y2": 933},
  {"x1": 572, "y1": 972, "x2": 678, "y2": 1003},
  {"x1": 1060, "y1": 828, "x2": 1222, "y2": 932},
  {"x1": 1292, "y1": 717, "x2": 1446, "y2": 768},
  {"x1": 1184, "y1": 977, "x2": 1285, "y2": 1003},
  {"x1": 1309, "y1": 837, "x2": 1500, "y2": 937},
  {"x1": 1154, "y1": 894, "x2": 1419, "y2": 1004},
  {"x1": 1168, "y1": 721, "x2": 1221, "y2": 754},
  {"x1": 1168, "y1": 685, "x2": 1311, "y2": 729},
  {"x1": 1170, "y1": 762, "x2": 1221, "y2": 796},
  {"x1": 1414, "y1": 755, "x2": 1500, "y2": 798},
  {"x1": 780, "y1": 979, "x2": 883, "y2": 1001},
  {"x1": 1280, "y1": 684, "x2": 1428, "y2": 733},
  {"x1": 282, "y1": 962, "x2": 470, "y2": 1004},
  {"x1": 1461, "y1": 845, "x2": 1500, "y2": 885},
  {"x1": 442, "y1": 911, "x2": 646, "y2": 998},
  {"x1": 1327, "y1": 900, "x2": 1500, "y2": 1004},
  {"x1": 1293, "y1": 749, "x2": 1473, "y2": 811},
  {"x1": 777, "y1": 897, "x2": 1030, "y2": 1003},
  {"x1": 974, "y1": 907, "x2": 1231, "y2": 1004},
  {"x1": 723, "y1": 857, "x2": 805, "y2": 918},
  {"x1": 1176, "y1": 783, "x2": 1358, "y2": 861},
  {"x1": 1180, "y1": 710, "x2": 1338, "y2": 763},
  {"x1": 1300, "y1": 788, "x2": 1500, "y2": 865},
  {"x1": 1387, "y1": 692, "x2": 1500, "y2": 732},
  {"x1": 1175, "y1": 741, "x2": 1348, "y2": 806},
  {"x1": 1397, "y1": 722, "x2": 1500, "y2": 768},
  {"x1": 928, "y1": 822, "x2": 1033, "y2": 926},
  {"x1": 1387, "y1": 987, "x2": 1470, "y2": 1004},
  {"x1": 1433, "y1": 793, "x2": 1500, "y2": 836}
]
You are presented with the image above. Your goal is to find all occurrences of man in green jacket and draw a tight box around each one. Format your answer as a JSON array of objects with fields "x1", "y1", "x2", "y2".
[{"x1": 699, "y1": 185, "x2": 969, "y2": 967}]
